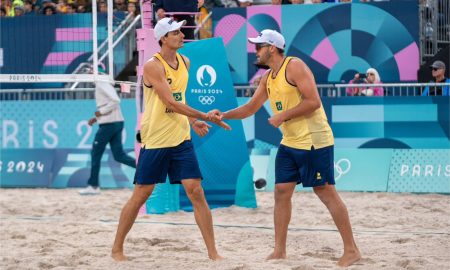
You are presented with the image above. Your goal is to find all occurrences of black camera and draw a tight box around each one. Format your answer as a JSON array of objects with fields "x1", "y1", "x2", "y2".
[{"x1": 354, "y1": 73, "x2": 367, "y2": 84}]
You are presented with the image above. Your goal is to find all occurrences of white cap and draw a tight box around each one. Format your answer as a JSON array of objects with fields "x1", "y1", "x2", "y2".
[
  {"x1": 248, "y1": 29, "x2": 285, "y2": 50},
  {"x1": 154, "y1": 17, "x2": 186, "y2": 42}
]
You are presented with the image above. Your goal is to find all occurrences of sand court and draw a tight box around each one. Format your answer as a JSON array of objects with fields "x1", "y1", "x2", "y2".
[{"x1": 1, "y1": 189, "x2": 449, "y2": 270}]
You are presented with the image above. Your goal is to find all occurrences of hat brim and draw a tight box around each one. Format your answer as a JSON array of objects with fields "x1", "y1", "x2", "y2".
[
  {"x1": 248, "y1": 37, "x2": 265, "y2": 44},
  {"x1": 169, "y1": 20, "x2": 186, "y2": 32}
]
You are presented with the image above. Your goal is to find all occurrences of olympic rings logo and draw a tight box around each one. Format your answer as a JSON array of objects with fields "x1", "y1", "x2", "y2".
[
  {"x1": 198, "y1": 96, "x2": 215, "y2": 105},
  {"x1": 334, "y1": 158, "x2": 351, "y2": 180}
]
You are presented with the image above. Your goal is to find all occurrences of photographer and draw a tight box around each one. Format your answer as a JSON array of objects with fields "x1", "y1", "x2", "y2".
[{"x1": 346, "y1": 68, "x2": 384, "y2": 96}]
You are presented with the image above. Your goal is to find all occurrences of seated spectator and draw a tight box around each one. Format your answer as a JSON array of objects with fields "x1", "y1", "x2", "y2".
[
  {"x1": 127, "y1": 0, "x2": 139, "y2": 17},
  {"x1": 271, "y1": 0, "x2": 291, "y2": 4},
  {"x1": 238, "y1": 0, "x2": 252, "y2": 7},
  {"x1": 66, "y1": 2, "x2": 76, "y2": 13},
  {"x1": 9, "y1": 0, "x2": 24, "y2": 16},
  {"x1": 13, "y1": 4, "x2": 25, "y2": 15},
  {"x1": 98, "y1": 0, "x2": 107, "y2": 13},
  {"x1": 346, "y1": 68, "x2": 384, "y2": 96},
  {"x1": 56, "y1": 0, "x2": 67, "y2": 13},
  {"x1": 42, "y1": 4, "x2": 56, "y2": 14},
  {"x1": 290, "y1": 0, "x2": 304, "y2": 4},
  {"x1": 23, "y1": 0, "x2": 34, "y2": 14},
  {"x1": 0, "y1": 7, "x2": 7, "y2": 16},
  {"x1": 114, "y1": 0, "x2": 127, "y2": 11},
  {"x1": 422, "y1": 60, "x2": 449, "y2": 96}
]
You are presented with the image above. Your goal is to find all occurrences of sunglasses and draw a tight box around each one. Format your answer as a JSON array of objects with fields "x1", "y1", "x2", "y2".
[
  {"x1": 432, "y1": 68, "x2": 441, "y2": 71},
  {"x1": 366, "y1": 73, "x2": 374, "y2": 76},
  {"x1": 255, "y1": 43, "x2": 271, "y2": 51}
]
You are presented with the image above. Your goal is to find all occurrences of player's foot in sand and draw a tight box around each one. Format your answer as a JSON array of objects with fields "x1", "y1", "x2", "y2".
[
  {"x1": 208, "y1": 253, "x2": 224, "y2": 261},
  {"x1": 266, "y1": 251, "x2": 287, "y2": 260},
  {"x1": 337, "y1": 249, "x2": 361, "y2": 267},
  {"x1": 111, "y1": 250, "x2": 127, "y2": 261}
]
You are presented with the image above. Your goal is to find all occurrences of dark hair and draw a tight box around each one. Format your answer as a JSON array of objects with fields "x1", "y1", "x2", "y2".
[
  {"x1": 42, "y1": 5, "x2": 56, "y2": 14},
  {"x1": 276, "y1": 47, "x2": 284, "y2": 54},
  {"x1": 157, "y1": 33, "x2": 169, "y2": 47}
]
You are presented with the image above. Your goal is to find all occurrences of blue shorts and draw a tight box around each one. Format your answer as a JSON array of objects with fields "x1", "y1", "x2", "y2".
[
  {"x1": 275, "y1": 144, "x2": 335, "y2": 187},
  {"x1": 134, "y1": 140, "x2": 203, "y2": 185}
]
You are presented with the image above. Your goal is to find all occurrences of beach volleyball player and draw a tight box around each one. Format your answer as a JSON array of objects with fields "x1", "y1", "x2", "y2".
[{"x1": 111, "y1": 18, "x2": 229, "y2": 261}]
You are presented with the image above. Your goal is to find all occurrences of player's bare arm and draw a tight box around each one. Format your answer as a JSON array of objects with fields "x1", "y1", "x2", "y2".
[
  {"x1": 208, "y1": 71, "x2": 270, "y2": 120},
  {"x1": 144, "y1": 58, "x2": 230, "y2": 130}
]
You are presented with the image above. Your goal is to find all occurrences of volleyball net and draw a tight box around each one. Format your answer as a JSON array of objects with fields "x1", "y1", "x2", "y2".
[{"x1": 0, "y1": 0, "x2": 139, "y2": 89}]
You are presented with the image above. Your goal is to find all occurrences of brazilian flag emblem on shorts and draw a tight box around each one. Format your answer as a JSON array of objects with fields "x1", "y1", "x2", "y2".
[
  {"x1": 276, "y1": 101, "x2": 283, "y2": 111},
  {"x1": 173, "y1": 92, "x2": 182, "y2": 101}
]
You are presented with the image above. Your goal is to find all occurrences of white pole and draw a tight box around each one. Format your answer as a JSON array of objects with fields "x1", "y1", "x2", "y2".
[
  {"x1": 92, "y1": 0, "x2": 98, "y2": 80},
  {"x1": 107, "y1": 0, "x2": 114, "y2": 81}
]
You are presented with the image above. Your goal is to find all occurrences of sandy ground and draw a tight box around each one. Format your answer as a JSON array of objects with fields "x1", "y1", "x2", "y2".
[{"x1": 0, "y1": 189, "x2": 449, "y2": 270}]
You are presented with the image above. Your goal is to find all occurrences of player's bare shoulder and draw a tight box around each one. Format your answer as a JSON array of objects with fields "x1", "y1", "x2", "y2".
[
  {"x1": 286, "y1": 57, "x2": 306, "y2": 72},
  {"x1": 144, "y1": 57, "x2": 165, "y2": 75},
  {"x1": 286, "y1": 57, "x2": 311, "y2": 84}
]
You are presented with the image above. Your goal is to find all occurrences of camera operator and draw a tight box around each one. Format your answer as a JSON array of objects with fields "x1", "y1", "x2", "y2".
[{"x1": 346, "y1": 68, "x2": 384, "y2": 96}]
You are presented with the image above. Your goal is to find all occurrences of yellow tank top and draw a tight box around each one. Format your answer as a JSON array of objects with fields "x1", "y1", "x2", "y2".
[
  {"x1": 140, "y1": 53, "x2": 191, "y2": 149},
  {"x1": 266, "y1": 57, "x2": 334, "y2": 150}
]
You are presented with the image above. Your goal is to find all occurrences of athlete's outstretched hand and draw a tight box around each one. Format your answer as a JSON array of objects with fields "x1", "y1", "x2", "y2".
[
  {"x1": 206, "y1": 110, "x2": 231, "y2": 130},
  {"x1": 192, "y1": 120, "x2": 211, "y2": 137},
  {"x1": 207, "y1": 109, "x2": 223, "y2": 120}
]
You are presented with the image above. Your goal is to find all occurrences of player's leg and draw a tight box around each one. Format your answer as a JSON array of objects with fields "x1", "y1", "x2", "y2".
[
  {"x1": 267, "y1": 182, "x2": 296, "y2": 260},
  {"x1": 311, "y1": 146, "x2": 360, "y2": 267},
  {"x1": 313, "y1": 184, "x2": 360, "y2": 267},
  {"x1": 111, "y1": 184, "x2": 154, "y2": 261},
  {"x1": 170, "y1": 141, "x2": 222, "y2": 260},
  {"x1": 267, "y1": 145, "x2": 301, "y2": 260},
  {"x1": 112, "y1": 147, "x2": 169, "y2": 261},
  {"x1": 181, "y1": 179, "x2": 222, "y2": 260}
]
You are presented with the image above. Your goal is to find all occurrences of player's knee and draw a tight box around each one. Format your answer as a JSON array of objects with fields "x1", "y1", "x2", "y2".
[
  {"x1": 313, "y1": 186, "x2": 332, "y2": 204},
  {"x1": 186, "y1": 185, "x2": 204, "y2": 202},
  {"x1": 274, "y1": 186, "x2": 291, "y2": 201},
  {"x1": 132, "y1": 187, "x2": 153, "y2": 205}
]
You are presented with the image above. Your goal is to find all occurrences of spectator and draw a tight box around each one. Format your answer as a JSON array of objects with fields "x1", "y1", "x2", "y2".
[
  {"x1": 290, "y1": 0, "x2": 304, "y2": 4},
  {"x1": 271, "y1": 0, "x2": 291, "y2": 4},
  {"x1": 127, "y1": 0, "x2": 139, "y2": 17},
  {"x1": 346, "y1": 68, "x2": 384, "y2": 96},
  {"x1": 98, "y1": 0, "x2": 107, "y2": 13},
  {"x1": 42, "y1": 4, "x2": 56, "y2": 14},
  {"x1": 9, "y1": 0, "x2": 23, "y2": 16},
  {"x1": 77, "y1": 3, "x2": 86, "y2": 12},
  {"x1": 0, "y1": 7, "x2": 7, "y2": 16},
  {"x1": 154, "y1": 0, "x2": 204, "y2": 41},
  {"x1": 114, "y1": 0, "x2": 127, "y2": 11},
  {"x1": 219, "y1": 0, "x2": 238, "y2": 7},
  {"x1": 56, "y1": 0, "x2": 67, "y2": 13},
  {"x1": 23, "y1": 0, "x2": 35, "y2": 14},
  {"x1": 66, "y1": 2, "x2": 76, "y2": 13},
  {"x1": 422, "y1": 60, "x2": 449, "y2": 96},
  {"x1": 237, "y1": 0, "x2": 252, "y2": 7},
  {"x1": 13, "y1": 4, "x2": 25, "y2": 15}
]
